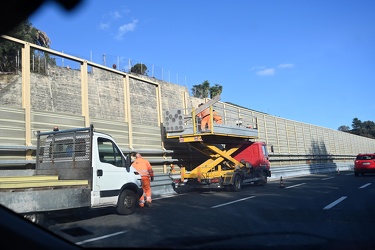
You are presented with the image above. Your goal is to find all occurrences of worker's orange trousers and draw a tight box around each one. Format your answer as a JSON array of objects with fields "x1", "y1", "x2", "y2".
[
  {"x1": 200, "y1": 115, "x2": 211, "y2": 130},
  {"x1": 139, "y1": 177, "x2": 152, "y2": 207}
]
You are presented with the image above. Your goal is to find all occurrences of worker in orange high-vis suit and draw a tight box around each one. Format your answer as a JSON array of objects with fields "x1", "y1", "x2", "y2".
[
  {"x1": 131, "y1": 152, "x2": 154, "y2": 208},
  {"x1": 197, "y1": 103, "x2": 211, "y2": 130},
  {"x1": 213, "y1": 110, "x2": 223, "y2": 124}
]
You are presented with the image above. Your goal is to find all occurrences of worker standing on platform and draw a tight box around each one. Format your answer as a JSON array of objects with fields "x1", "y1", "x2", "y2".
[
  {"x1": 213, "y1": 110, "x2": 223, "y2": 124},
  {"x1": 131, "y1": 152, "x2": 154, "y2": 208},
  {"x1": 197, "y1": 103, "x2": 211, "y2": 130}
]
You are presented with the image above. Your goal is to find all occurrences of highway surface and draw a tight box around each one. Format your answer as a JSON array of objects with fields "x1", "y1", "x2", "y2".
[{"x1": 46, "y1": 171, "x2": 375, "y2": 249}]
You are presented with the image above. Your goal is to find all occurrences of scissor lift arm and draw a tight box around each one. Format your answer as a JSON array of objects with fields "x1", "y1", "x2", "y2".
[{"x1": 181, "y1": 140, "x2": 242, "y2": 180}]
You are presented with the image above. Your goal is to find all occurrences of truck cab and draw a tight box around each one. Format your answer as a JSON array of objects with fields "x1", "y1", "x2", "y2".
[
  {"x1": 91, "y1": 132, "x2": 143, "y2": 212},
  {"x1": 229, "y1": 141, "x2": 271, "y2": 190}
]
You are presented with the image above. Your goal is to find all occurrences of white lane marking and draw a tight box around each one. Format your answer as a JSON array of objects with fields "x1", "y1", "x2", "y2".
[
  {"x1": 322, "y1": 177, "x2": 334, "y2": 180},
  {"x1": 285, "y1": 183, "x2": 306, "y2": 189},
  {"x1": 323, "y1": 196, "x2": 347, "y2": 210},
  {"x1": 359, "y1": 183, "x2": 372, "y2": 189},
  {"x1": 345, "y1": 173, "x2": 353, "y2": 176},
  {"x1": 75, "y1": 231, "x2": 127, "y2": 245},
  {"x1": 211, "y1": 196, "x2": 256, "y2": 209}
]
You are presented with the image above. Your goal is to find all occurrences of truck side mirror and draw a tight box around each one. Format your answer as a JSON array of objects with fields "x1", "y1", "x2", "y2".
[{"x1": 124, "y1": 154, "x2": 132, "y2": 172}]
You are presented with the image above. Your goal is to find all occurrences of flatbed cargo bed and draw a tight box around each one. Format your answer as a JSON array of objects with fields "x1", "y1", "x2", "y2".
[
  {"x1": 0, "y1": 187, "x2": 91, "y2": 213},
  {"x1": 0, "y1": 175, "x2": 89, "y2": 189}
]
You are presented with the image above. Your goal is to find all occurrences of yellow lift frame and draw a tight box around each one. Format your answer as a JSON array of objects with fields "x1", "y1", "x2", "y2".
[
  {"x1": 165, "y1": 95, "x2": 259, "y2": 184},
  {"x1": 179, "y1": 136, "x2": 243, "y2": 182}
]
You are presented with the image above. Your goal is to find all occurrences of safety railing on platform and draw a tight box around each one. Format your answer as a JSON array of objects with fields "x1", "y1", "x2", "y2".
[{"x1": 164, "y1": 103, "x2": 258, "y2": 135}]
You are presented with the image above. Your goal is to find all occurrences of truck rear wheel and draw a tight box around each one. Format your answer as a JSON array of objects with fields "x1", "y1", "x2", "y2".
[
  {"x1": 117, "y1": 189, "x2": 136, "y2": 215},
  {"x1": 230, "y1": 174, "x2": 242, "y2": 192}
]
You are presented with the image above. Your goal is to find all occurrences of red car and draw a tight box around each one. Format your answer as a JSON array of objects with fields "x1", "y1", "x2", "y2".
[{"x1": 354, "y1": 153, "x2": 375, "y2": 176}]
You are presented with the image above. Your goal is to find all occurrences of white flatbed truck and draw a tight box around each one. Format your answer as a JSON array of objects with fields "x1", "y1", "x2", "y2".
[{"x1": 0, "y1": 125, "x2": 143, "y2": 223}]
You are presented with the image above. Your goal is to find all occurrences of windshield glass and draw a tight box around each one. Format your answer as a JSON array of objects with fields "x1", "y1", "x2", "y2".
[{"x1": 356, "y1": 155, "x2": 375, "y2": 160}]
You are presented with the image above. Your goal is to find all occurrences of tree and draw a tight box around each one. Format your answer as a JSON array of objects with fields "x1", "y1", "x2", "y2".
[
  {"x1": 352, "y1": 118, "x2": 361, "y2": 130},
  {"x1": 192, "y1": 80, "x2": 210, "y2": 98},
  {"x1": 361, "y1": 120, "x2": 375, "y2": 139},
  {"x1": 338, "y1": 118, "x2": 375, "y2": 139},
  {"x1": 7, "y1": 20, "x2": 50, "y2": 47},
  {"x1": 130, "y1": 63, "x2": 148, "y2": 75},
  {"x1": 191, "y1": 80, "x2": 223, "y2": 99},
  {"x1": 201, "y1": 80, "x2": 210, "y2": 98},
  {"x1": 338, "y1": 125, "x2": 350, "y2": 132},
  {"x1": 209, "y1": 84, "x2": 223, "y2": 98},
  {"x1": 192, "y1": 83, "x2": 204, "y2": 98},
  {"x1": 0, "y1": 19, "x2": 53, "y2": 73}
]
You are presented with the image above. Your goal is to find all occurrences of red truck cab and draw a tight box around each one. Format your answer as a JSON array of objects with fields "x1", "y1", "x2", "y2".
[
  {"x1": 232, "y1": 141, "x2": 270, "y2": 171},
  {"x1": 222, "y1": 141, "x2": 272, "y2": 191}
]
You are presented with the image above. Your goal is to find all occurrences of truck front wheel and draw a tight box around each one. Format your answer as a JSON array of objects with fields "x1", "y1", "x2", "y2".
[
  {"x1": 117, "y1": 189, "x2": 136, "y2": 215},
  {"x1": 258, "y1": 171, "x2": 268, "y2": 186}
]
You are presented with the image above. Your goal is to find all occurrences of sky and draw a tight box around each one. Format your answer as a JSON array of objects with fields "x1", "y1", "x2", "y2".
[{"x1": 28, "y1": 0, "x2": 375, "y2": 131}]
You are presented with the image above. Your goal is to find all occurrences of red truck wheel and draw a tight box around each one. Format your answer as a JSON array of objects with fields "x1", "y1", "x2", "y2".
[
  {"x1": 256, "y1": 171, "x2": 268, "y2": 186},
  {"x1": 260, "y1": 173, "x2": 267, "y2": 186},
  {"x1": 230, "y1": 174, "x2": 242, "y2": 192}
]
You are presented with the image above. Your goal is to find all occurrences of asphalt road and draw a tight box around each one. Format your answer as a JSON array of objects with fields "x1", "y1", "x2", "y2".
[{"x1": 47, "y1": 171, "x2": 375, "y2": 249}]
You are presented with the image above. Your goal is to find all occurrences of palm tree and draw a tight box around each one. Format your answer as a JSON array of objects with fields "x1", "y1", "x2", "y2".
[{"x1": 209, "y1": 84, "x2": 223, "y2": 98}]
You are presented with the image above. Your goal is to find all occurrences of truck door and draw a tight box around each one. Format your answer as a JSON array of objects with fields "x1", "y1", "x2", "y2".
[
  {"x1": 93, "y1": 137, "x2": 132, "y2": 206},
  {"x1": 260, "y1": 143, "x2": 270, "y2": 168}
]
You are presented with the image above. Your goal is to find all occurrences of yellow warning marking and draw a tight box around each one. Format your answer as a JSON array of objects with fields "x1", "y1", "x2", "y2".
[
  {"x1": 0, "y1": 175, "x2": 59, "y2": 182},
  {"x1": 0, "y1": 179, "x2": 89, "y2": 189}
]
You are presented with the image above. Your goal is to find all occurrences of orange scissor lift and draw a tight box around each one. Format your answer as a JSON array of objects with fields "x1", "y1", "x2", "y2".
[{"x1": 164, "y1": 96, "x2": 266, "y2": 190}]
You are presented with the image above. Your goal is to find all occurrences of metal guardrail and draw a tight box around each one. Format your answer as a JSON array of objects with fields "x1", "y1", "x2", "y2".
[
  {"x1": 0, "y1": 145, "x2": 37, "y2": 151},
  {"x1": 0, "y1": 160, "x2": 35, "y2": 165},
  {"x1": 150, "y1": 162, "x2": 355, "y2": 197},
  {"x1": 150, "y1": 174, "x2": 176, "y2": 197},
  {"x1": 0, "y1": 146, "x2": 37, "y2": 166},
  {"x1": 0, "y1": 145, "x2": 174, "y2": 166},
  {"x1": 268, "y1": 162, "x2": 354, "y2": 180}
]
